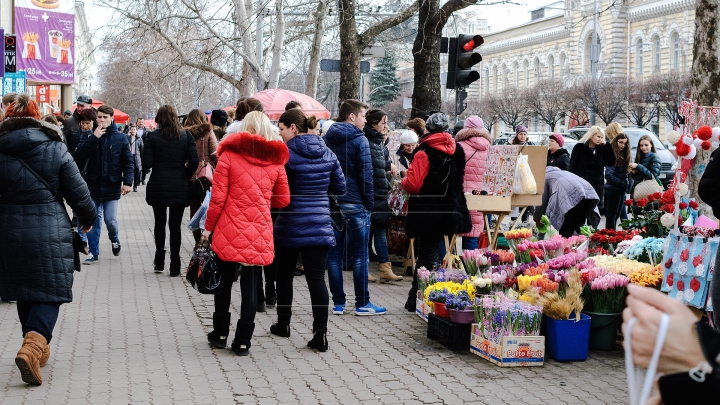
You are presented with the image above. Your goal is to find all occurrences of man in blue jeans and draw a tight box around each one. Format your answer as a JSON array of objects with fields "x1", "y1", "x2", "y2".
[
  {"x1": 323, "y1": 99, "x2": 386, "y2": 316},
  {"x1": 73, "y1": 105, "x2": 134, "y2": 264}
]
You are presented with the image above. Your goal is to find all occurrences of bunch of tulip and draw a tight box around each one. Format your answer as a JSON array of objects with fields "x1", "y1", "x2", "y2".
[
  {"x1": 629, "y1": 264, "x2": 664, "y2": 288},
  {"x1": 584, "y1": 273, "x2": 630, "y2": 313},
  {"x1": 474, "y1": 293, "x2": 543, "y2": 344},
  {"x1": 471, "y1": 276, "x2": 493, "y2": 295},
  {"x1": 547, "y1": 251, "x2": 588, "y2": 270},
  {"x1": 522, "y1": 263, "x2": 549, "y2": 276},
  {"x1": 590, "y1": 255, "x2": 655, "y2": 277},
  {"x1": 505, "y1": 228, "x2": 533, "y2": 263},
  {"x1": 563, "y1": 235, "x2": 588, "y2": 253}
]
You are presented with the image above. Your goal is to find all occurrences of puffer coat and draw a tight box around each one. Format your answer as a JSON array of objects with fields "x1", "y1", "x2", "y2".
[
  {"x1": 0, "y1": 118, "x2": 96, "y2": 302},
  {"x1": 364, "y1": 125, "x2": 391, "y2": 227},
  {"x1": 204, "y1": 132, "x2": 290, "y2": 265},
  {"x1": 323, "y1": 122, "x2": 374, "y2": 210},
  {"x1": 456, "y1": 128, "x2": 491, "y2": 237},
  {"x1": 630, "y1": 152, "x2": 662, "y2": 195},
  {"x1": 274, "y1": 134, "x2": 346, "y2": 248},
  {"x1": 143, "y1": 130, "x2": 199, "y2": 207},
  {"x1": 569, "y1": 142, "x2": 615, "y2": 208}
]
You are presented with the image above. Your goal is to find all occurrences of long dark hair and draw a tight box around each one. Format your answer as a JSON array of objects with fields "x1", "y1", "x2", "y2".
[
  {"x1": 634, "y1": 135, "x2": 657, "y2": 164},
  {"x1": 155, "y1": 105, "x2": 183, "y2": 140},
  {"x1": 278, "y1": 109, "x2": 318, "y2": 134},
  {"x1": 611, "y1": 133, "x2": 631, "y2": 172}
]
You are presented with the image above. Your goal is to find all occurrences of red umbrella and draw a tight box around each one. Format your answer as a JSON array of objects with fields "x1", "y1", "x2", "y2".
[
  {"x1": 66, "y1": 99, "x2": 131, "y2": 125},
  {"x1": 251, "y1": 89, "x2": 331, "y2": 120}
]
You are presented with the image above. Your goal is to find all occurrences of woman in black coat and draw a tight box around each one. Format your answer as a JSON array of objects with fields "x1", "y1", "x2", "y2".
[
  {"x1": 143, "y1": 105, "x2": 199, "y2": 276},
  {"x1": 0, "y1": 95, "x2": 96, "y2": 385},
  {"x1": 569, "y1": 126, "x2": 615, "y2": 210}
]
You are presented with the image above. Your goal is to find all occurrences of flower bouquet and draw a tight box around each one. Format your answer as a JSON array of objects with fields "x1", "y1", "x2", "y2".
[
  {"x1": 524, "y1": 269, "x2": 584, "y2": 321},
  {"x1": 620, "y1": 194, "x2": 671, "y2": 238},
  {"x1": 474, "y1": 293, "x2": 543, "y2": 344},
  {"x1": 546, "y1": 251, "x2": 587, "y2": 271},
  {"x1": 471, "y1": 276, "x2": 493, "y2": 295},
  {"x1": 629, "y1": 264, "x2": 663, "y2": 289},
  {"x1": 582, "y1": 273, "x2": 629, "y2": 313},
  {"x1": 622, "y1": 237, "x2": 665, "y2": 265},
  {"x1": 589, "y1": 229, "x2": 636, "y2": 256},
  {"x1": 417, "y1": 266, "x2": 433, "y2": 293},
  {"x1": 505, "y1": 228, "x2": 533, "y2": 263}
]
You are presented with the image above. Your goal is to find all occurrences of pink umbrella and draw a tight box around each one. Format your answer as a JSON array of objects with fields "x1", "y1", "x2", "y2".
[{"x1": 251, "y1": 89, "x2": 331, "y2": 120}]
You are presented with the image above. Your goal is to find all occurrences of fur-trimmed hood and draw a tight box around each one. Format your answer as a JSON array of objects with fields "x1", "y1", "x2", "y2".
[
  {"x1": 186, "y1": 122, "x2": 213, "y2": 140},
  {"x1": 0, "y1": 117, "x2": 64, "y2": 156},
  {"x1": 217, "y1": 131, "x2": 289, "y2": 166},
  {"x1": 455, "y1": 127, "x2": 492, "y2": 143}
]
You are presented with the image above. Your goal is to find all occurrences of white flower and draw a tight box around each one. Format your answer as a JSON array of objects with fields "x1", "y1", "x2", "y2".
[
  {"x1": 479, "y1": 256, "x2": 488, "y2": 266},
  {"x1": 472, "y1": 277, "x2": 492, "y2": 288},
  {"x1": 660, "y1": 213, "x2": 675, "y2": 227},
  {"x1": 676, "y1": 183, "x2": 689, "y2": 196}
]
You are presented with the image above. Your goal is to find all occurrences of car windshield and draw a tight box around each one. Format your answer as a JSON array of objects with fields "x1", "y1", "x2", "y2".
[{"x1": 625, "y1": 130, "x2": 666, "y2": 150}]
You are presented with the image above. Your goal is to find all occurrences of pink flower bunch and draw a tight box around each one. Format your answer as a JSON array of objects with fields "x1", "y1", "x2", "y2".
[
  {"x1": 590, "y1": 273, "x2": 630, "y2": 291},
  {"x1": 546, "y1": 251, "x2": 588, "y2": 270},
  {"x1": 481, "y1": 270, "x2": 509, "y2": 286},
  {"x1": 576, "y1": 259, "x2": 596, "y2": 271},
  {"x1": 461, "y1": 249, "x2": 483, "y2": 262},
  {"x1": 580, "y1": 267, "x2": 608, "y2": 284},
  {"x1": 563, "y1": 235, "x2": 587, "y2": 253},
  {"x1": 546, "y1": 270, "x2": 569, "y2": 283}
]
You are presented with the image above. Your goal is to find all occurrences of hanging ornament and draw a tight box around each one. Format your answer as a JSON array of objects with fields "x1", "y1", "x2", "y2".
[
  {"x1": 696, "y1": 125, "x2": 713, "y2": 140},
  {"x1": 667, "y1": 130, "x2": 681, "y2": 145},
  {"x1": 675, "y1": 141, "x2": 691, "y2": 157},
  {"x1": 682, "y1": 134, "x2": 694, "y2": 146},
  {"x1": 685, "y1": 144, "x2": 698, "y2": 160},
  {"x1": 661, "y1": 213, "x2": 675, "y2": 227},
  {"x1": 694, "y1": 138, "x2": 703, "y2": 149},
  {"x1": 702, "y1": 140, "x2": 712, "y2": 150}
]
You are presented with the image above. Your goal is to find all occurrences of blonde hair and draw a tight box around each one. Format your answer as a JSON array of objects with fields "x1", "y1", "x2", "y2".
[
  {"x1": 605, "y1": 122, "x2": 623, "y2": 141},
  {"x1": 579, "y1": 126, "x2": 605, "y2": 145},
  {"x1": 239, "y1": 111, "x2": 274, "y2": 141}
]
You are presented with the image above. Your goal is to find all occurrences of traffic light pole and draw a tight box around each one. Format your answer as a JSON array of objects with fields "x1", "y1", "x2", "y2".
[{"x1": 453, "y1": 87, "x2": 464, "y2": 124}]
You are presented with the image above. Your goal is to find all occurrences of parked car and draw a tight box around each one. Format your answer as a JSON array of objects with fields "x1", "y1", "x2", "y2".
[{"x1": 492, "y1": 132, "x2": 553, "y2": 145}]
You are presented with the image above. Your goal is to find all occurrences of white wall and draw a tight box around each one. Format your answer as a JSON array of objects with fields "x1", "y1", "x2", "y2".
[{"x1": 0, "y1": 0, "x2": 13, "y2": 33}]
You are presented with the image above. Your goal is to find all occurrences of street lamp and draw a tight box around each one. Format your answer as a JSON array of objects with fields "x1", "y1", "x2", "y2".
[{"x1": 367, "y1": 83, "x2": 396, "y2": 96}]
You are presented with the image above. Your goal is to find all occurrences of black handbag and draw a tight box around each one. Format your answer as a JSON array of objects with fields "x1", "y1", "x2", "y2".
[
  {"x1": 186, "y1": 239, "x2": 222, "y2": 294},
  {"x1": 15, "y1": 156, "x2": 86, "y2": 271},
  {"x1": 329, "y1": 194, "x2": 344, "y2": 231}
]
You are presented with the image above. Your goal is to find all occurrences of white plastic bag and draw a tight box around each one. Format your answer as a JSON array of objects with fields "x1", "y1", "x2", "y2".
[
  {"x1": 188, "y1": 191, "x2": 211, "y2": 231},
  {"x1": 512, "y1": 154, "x2": 537, "y2": 194}
]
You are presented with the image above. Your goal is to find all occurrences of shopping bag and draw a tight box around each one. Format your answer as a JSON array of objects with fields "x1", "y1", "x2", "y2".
[
  {"x1": 661, "y1": 231, "x2": 717, "y2": 309},
  {"x1": 512, "y1": 154, "x2": 537, "y2": 195},
  {"x1": 186, "y1": 239, "x2": 222, "y2": 294},
  {"x1": 388, "y1": 177, "x2": 408, "y2": 216},
  {"x1": 188, "y1": 191, "x2": 211, "y2": 231},
  {"x1": 387, "y1": 216, "x2": 409, "y2": 257}
]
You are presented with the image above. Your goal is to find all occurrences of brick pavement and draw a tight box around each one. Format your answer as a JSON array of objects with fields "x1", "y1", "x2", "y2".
[{"x1": 0, "y1": 187, "x2": 628, "y2": 404}]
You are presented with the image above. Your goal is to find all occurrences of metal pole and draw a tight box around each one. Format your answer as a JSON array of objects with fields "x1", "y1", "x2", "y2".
[{"x1": 590, "y1": 0, "x2": 598, "y2": 126}]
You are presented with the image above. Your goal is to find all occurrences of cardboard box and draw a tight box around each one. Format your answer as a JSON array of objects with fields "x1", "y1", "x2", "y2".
[
  {"x1": 469, "y1": 324, "x2": 544, "y2": 367},
  {"x1": 416, "y1": 291, "x2": 432, "y2": 322}
]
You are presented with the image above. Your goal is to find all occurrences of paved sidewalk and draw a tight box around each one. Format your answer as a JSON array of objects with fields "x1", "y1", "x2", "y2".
[{"x1": 0, "y1": 188, "x2": 628, "y2": 404}]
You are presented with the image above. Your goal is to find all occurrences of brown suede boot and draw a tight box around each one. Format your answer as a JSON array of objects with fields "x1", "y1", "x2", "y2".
[
  {"x1": 379, "y1": 262, "x2": 403, "y2": 283},
  {"x1": 39, "y1": 344, "x2": 50, "y2": 367},
  {"x1": 368, "y1": 273, "x2": 377, "y2": 282},
  {"x1": 15, "y1": 331, "x2": 46, "y2": 385}
]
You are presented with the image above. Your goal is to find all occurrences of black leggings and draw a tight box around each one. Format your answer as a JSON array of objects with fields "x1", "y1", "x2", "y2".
[
  {"x1": 408, "y1": 234, "x2": 442, "y2": 301},
  {"x1": 214, "y1": 259, "x2": 262, "y2": 324},
  {"x1": 604, "y1": 188, "x2": 625, "y2": 230},
  {"x1": 275, "y1": 245, "x2": 330, "y2": 333},
  {"x1": 152, "y1": 205, "x2": 185, "y2": 266},
  {"x1": 559, "y1": 199, "x2": 593, "y2": 238}
]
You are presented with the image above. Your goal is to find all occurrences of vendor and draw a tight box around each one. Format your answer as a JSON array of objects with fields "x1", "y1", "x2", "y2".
[
  {"x1": 534, "y1": 166, "x2": 600, "y2": 237},
  {"x1": 391, "y1": 130, "x2": 418, "y2": 177}
]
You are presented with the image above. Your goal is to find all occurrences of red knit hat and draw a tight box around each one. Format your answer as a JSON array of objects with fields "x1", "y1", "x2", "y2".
[{"x1": 5, "y1": 94, "x2": 40, "y2": 120}]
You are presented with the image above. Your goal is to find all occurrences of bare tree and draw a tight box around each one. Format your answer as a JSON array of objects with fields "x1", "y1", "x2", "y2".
[
  {"x1": 624, "y1": 78, "x2": 660, "y2": 127},
  {"x1": 494, "y1": 87, "x2": 532, "y2": 131},
  {"x1": 305, "y1": 0, "x2": 330, "y2": 98},
  {"x1": 649, "y1": 71, "x2": 691, "y2": 129},
  {"x1": 525, "y1": 79, "x2": 568, "y2": 131}
]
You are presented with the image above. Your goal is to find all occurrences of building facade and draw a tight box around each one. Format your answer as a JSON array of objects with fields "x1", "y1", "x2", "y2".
[{"x1": 474, "y1": 0, "x2": 695, "y2": 136}]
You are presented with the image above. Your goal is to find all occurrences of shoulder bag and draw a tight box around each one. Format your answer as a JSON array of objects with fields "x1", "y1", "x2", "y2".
[
  {"x1": 632, "y1": 175, "x2": 664, "y2": 200},
  {"x1": 197, "y1": 133, "x2": 214, "y2": 183},
  {"x1": 15, "y1": 156, "x2": 86, "y2": 271}
]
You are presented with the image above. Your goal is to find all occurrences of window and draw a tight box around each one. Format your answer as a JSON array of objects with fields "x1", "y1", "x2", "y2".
[
  {"x1": 548, "y1": 55, "x2": 554, "y2": 79},
  {"x1": 524, "y1": 60, "x2": 529, "y2": 87},
  {"x1": 534, "y1": 58, "x2": 540, "y2": 83},
  {"x1": 559, "y1": 53, "x2": 566, "y2": 75},
  {"x1": 501, "y1": 64, "x2": 507, "y2": 90},
  {"x1": 653, "y1": 36, "x2": 661, "y2": 73},
  {"x1": 671, "y1": 32, "x2": 680, "y2": 70},
  {"x1": 484, "y1": 69, "x2": 489, "y2": 94},
  {"x1": 635, "y1": 39, "x2": 644, "y2": 76},
  {"x1": 514, "y1": 62, "x2": 519, "y2": 87},
  {"x1": 493, "y1": 66, "x2": 498, "y2": 92}
]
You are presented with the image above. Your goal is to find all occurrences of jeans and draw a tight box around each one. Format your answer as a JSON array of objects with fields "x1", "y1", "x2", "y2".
[
  {"x1": 214, "y1": 258, "x2": 262, "y2": 324},
  {"x1": 327, "y1": 204, "x2": 371, "y2": 308},
  {"x1": 604, "y1": 188, "x2": 625, "y2": 230},
  {"x1": 152, "y1": 205, "x2": 185, "y2": 270},
  {"x1": 370, "y1": 224, "x2": 389, "y2": 263},
  {"x1": 87, "y1": 198, "x2": 119, "y2": 256},
  {"x1": 275, "y1": 245, "x2": 330, "y2": 333},
  {"x1": 16, "y1": 302, "x2": 61, "y2": 343},
  {"x1": 408, "y1": 234, "x2": 442, "y2": 302}
]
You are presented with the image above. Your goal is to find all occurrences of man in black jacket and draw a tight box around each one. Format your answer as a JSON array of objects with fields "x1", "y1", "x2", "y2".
[
  {"x1": 73, "y1": 105, "x2": 134, "y2": 265},
  {"x1": 62, "y1": 95, "x2": 95, "y2": 154}
]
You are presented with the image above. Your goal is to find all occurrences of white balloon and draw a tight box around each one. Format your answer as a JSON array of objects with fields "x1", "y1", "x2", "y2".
[{"x1": 667, "y1": 131, "x2": 681, "y2": 145}]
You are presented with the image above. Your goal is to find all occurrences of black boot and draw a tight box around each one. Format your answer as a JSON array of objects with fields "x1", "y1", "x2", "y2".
[
  {"x1": 265, "y1": 282, "x2": 276, "y2": 308},
  {"x1": 231, "y1": 322, "x2": 255, "y2": 356},
  {"x1": 169, "y1": 255, "x2": 181, "y2": 277},
  {"x1": 404, "y1": 296, "x2": 416, "y2": 312},
  {"x1": 153, "y1": 250, "x2": 165, "y2": 272},
  {"x1": 269, "y1": 323, "x2": 290, "y2": 338},
  {"x1": 207, "y1": 312, "x2": 231, "y2": 348},
  {"x1": 307, "y1": 330, "x2": 328, "y2": 352}
]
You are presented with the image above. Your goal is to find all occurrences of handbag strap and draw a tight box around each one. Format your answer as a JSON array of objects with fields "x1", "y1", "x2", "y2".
[
  {"x1": 14, "y1": 155, "x2": 73, "y2": 224},
  {"x1": 624, "y1": 314, "x2": 670, "y2": 405}
]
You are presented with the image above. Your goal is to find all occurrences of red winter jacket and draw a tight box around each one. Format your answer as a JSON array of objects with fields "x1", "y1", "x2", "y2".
[
  {"x1": 204, "y1": 132, "x2": 290, "y2": 265},
  {"x1": 401, "y1": 132, "x2": 456, "y2": 194}
]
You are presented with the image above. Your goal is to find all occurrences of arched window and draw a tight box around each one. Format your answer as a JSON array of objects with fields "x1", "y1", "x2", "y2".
[
  {"x1": 652, "y1": 36, "x2": 661, "y2": 73},
  {"x1": 534, "y1": 58, "x2": 540, "y2": 84},
  {"x1": 671, "y1": 32, "x2": 680, "y2": 70},
  {"x1": 493, "y1": 66, "x2": 498, "y2": 93},
  {"x1": 548, "y1": 55, "x2": 554, "y2": 79},
  {"x1": 524, "y1": 60, "x2": 530, "y2": 87},
  {"x1": 484, "y1": 68, "x2": 489, "y2": 94},
  {"x1": 513, "y1": 62, "x2": 519, "y2": 87},
  {"x1": 635, "y1": 38, "x2": 644, "y2": 76},
  {"x1": 559, "y1": 53, "x2": 566, "y2": 75},
  {"x1": 501, "y1": 64, "x2": 508, "y2": 90}
]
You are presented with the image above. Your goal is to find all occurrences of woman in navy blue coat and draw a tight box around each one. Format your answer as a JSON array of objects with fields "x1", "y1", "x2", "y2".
[{"x1": 271, "y1": 109, "x2": 346, "y2": 352}]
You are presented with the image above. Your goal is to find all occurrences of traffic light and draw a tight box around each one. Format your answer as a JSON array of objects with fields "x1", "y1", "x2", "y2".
[{"x1": 446, "y1": 34, "x2": 483, "y2": 89}]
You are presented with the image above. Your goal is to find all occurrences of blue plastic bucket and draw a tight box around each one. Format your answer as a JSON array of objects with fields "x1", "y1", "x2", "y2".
[{"x1": 546, "y1": 313, "x2": 591, "y2": 361}]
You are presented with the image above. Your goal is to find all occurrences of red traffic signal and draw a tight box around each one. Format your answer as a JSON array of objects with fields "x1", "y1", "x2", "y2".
[{"x1": 461, "y1": 35, "x2": 484, "y2": 52}]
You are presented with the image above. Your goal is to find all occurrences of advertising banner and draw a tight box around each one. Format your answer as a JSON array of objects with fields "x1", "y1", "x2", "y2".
[
  {"x1": 14, "y1": 0, "x2": 75, "y2": 84},
  {"x1": 36, "y1": 84, "x2": 50, "y2": 102},
  {"x1": 2, "y1": 72, "x2": 27, "y2": 96}
]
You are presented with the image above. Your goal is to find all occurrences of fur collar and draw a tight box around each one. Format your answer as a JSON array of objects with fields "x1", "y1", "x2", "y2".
[
  {"x1": 0, "y1": 117, "x2": 64, "y2": 142},
  {"x1": 455, "y1": 128, "x2": 492, "y2": 143},
  {"x1": 217, "y1": 132, "x2": 289, "y2": 166},
  {"x1": 186, "y1": 122, "x2": 213, "y2": 140}
]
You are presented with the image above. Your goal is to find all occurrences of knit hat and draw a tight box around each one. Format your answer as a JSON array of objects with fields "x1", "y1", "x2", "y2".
[
  {"x1": 465, "y1": 115, "x2": 484, "y2": 129},
  {"x1": 406, "y1": 118, "x2": 426, "y2": 136},
  {"x1": 549, "y1": 133, "x2": 564, "y2": 147},
  {"x1": 321, "y1": 120, "x2": 335, "y2": 135},
  {"x1": 5, "y1": 94, "x2": 40, "y2": 120},
  {"x1": 210, "y1": 109, "x2": 228, "y2": 127},
  {"x1": 515, "y1": 125, "x2": 528, "y2": 135},
  {"x1": 399, "y1": 130, "x2": 418, "y2": 145},
  {"x1": 425, "y1": 112, "x2": 450, "y2": 134}
]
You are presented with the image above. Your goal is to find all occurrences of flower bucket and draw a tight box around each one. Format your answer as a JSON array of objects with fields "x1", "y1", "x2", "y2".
[
  {"x1": 433, "y1": 302, "x2": 450, "y2": 318},
  {"x1": 448, "y1": 309, "x2": 475, "y2": 324},
  {"x1": 546, "y1": 313, "x2": 591, "y2": 361},
  {"x1": 583, "y1": 311, "x2": 621, "y2": 350}
]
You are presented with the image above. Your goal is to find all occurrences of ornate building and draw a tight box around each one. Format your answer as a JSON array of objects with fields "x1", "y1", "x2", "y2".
[{"x1": 474, "y1": 0, "x2": 695, "y2": 134}]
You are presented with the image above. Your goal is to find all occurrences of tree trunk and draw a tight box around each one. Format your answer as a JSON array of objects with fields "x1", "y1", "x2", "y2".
[
  {"x1": 306, "y1": 0, "x2": 329, "y2": 98},
  {"x1": 689, "y1": 0, "x2": 720, "y2": 216},
  {"x1": 267, "y1": 0, "x2": 285, "y2": 89},
  {"x1": 240, "y1": 60, "x2": 257, "y2": 96},
  {"x1": 411, "y1": 0, "x2": 441, "y2": 118},
  {"x1": 338, "y1": 0, "x2": 362, "y2": 101}
]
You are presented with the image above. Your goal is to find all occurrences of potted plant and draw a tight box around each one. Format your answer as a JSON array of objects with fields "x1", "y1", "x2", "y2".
[
  {"x1": 446, "y1": 291, "x2": 475, "y2": 324},
  {"x1": 428, "y1": 289, "x2": 450, "y2": 318},
  {"x1": 581, "y1": 272, "x2": 629, "y2": 350}
]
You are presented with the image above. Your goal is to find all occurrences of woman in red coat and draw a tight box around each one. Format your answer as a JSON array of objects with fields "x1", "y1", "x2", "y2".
[{"x1": 202, "y1": 111, "x2": 290, "y2": 356}]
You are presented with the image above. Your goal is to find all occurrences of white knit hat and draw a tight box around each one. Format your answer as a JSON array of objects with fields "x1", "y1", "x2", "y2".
[
  {"x1": 321, "y1": 120, "x2": 335, "y2": 135},
  {"x1": 399, "y1": 130, "x2": 419, "y2": 145}
]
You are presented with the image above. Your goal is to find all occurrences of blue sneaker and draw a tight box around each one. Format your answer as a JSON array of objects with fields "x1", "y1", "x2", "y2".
[
  {"x1": 355, "y1": 302, "x2": 386, "y2": 316},
  {"x1": 332, "y1": 305, "x2": 345, "y2": 315},
  {"x1": 83, "y1": 254, "x2": 99, "y2": 265}
]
